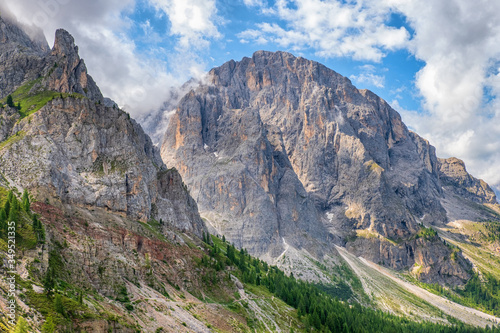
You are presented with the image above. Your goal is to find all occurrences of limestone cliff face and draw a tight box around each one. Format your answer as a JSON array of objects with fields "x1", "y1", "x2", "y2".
[
  {"x1": 162, "y1": 87, "x2": 329, "y2": 257},
  {"x1": 0, "y1": 21, "x2": 205, "y2": 237},
  {"x1": 438, "y1": 157, "x2": 497, "y2": 204},
  {"x1": 161, "y1": 51, "x2": 474, "y2": 284}
]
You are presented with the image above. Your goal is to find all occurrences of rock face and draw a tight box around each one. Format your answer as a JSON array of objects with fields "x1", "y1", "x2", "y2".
[
  {"x1": 0, "y1": 18, "x2": 205, "y2": 237},
  {"x1": 0, "y1": 15, "x2": 48, "y2": 99},
  {"x1": 438, "y1": 157, "x2": 497, "y2": 204},
  {"x1": 160, "y1": 50, "x2": 484, "y2": 284}
]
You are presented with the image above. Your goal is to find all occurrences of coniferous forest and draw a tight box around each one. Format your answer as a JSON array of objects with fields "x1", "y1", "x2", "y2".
[{"x1": 200, "y1": 232, "x2": 500, "y2": 333}]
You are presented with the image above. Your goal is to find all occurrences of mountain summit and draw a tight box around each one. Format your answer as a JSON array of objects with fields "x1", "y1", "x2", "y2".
[{"x1": 161, "y1": 50, "x2": 498, "y2": 285}]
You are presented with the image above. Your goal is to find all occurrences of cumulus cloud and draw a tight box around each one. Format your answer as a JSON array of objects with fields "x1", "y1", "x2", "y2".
[
  {"x1": 148, "y1": 0, "x2": 221, "y2": 49},
  {"x1": 392, "y1": 0, "x2": 500, "y2": 191},
  {"x1": 237, "y1": 0, "x2": 410, "y2": 62},
  {"x1": 0, "y1": 0, "x2": 220, "y2": 116},
  {"x1": 350, "y1": 73, "x2": 385, "y2": 88}
]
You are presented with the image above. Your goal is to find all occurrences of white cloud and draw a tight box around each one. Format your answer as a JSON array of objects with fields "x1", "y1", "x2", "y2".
[
  {"x1": 243, "y1": 0, "x2": 266, "y2": 7},
  {"x1": 351, "y1": 64, "x2": 385, "y2": 88},
  {"x1": 149, "y1": 0, "x2": 221, "y2": 49},
  {"x1": 238, "y1": 0, "x2": 410, "y2": 62},
  {"x1": 389, "y1": 0, "x2": 500, "y2": 191},
  {"x1": 350, "y1": 73, "x2": 385, "y2": 88}
]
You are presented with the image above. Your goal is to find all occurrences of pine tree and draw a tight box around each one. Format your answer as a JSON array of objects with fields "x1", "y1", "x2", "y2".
[
  {"x1": 0, "y1": 208, "x2": 6, "y2": 237},
  {"x1": 41, "y1": 315, "x2": 56, "y2": 333},
  {"x1": 21, "y1": 189, "x2": 30, "y2": 212},
  {"x1": 32, "y1": 215, "x2": 45, "y2": 242},
  {"x1": 54, "y1": 294, "x2": 65, "y2": 316},
  {"x1": 222, "y1": 234, "x2": 226, "y2": 243},
  {"x1": 8, "y1": 195, "x2": 20, "y2": 224},
  {"x1": 17, "y1": 102, "x2": 21, "y2": 110},
  {"x1": 44, "y1": 267, "x2": 55, "y2": 295},
  {"x1": 6, "y1": 94, "x2": 14, "y2": 108},
  {"x1": 14, "y1": 317, "x2": 29, "y2": 333},
  {"x1": 310, "y1": 309, "x2": 321, "y2": 330}
]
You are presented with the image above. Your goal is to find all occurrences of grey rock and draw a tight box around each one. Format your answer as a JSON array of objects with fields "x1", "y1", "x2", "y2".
[
  {"x1": 0, "y1": 15, "x2": 103, "y2": 103},
  {"x1": 438, "y1": 157, "x2": 497, "y2": 204},
  {"x1": 0, "y1": 97, "x2": 204, "y2": 237},
  {"x1": 0, "y1": 20, "x2": 206, "y2": 237},
  {"x1": 160, "y1": 50, "x2": 478, "y2": 284}
]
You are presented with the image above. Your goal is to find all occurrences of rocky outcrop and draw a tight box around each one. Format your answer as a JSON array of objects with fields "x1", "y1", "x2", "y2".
[
  {"x1": 161, "y1": 50, "x2": 472, "y2": 284},
  {"x1": 0, "y1": 15, "x2": 48, "y2": 99},
  {"x1": 0, "y1": 97, "x2": 204, "y2": 236},
  {"x1": 438, "y1": 157, "x2": 497, "y2": 204},
  {"x1": 0, "y1": 15, "x2": 103, "y2": 103},
  {"x1": 0, "y1": 105, "x2": 19, "y2": 141},
  {"x1": 163, "y1": 87, "x2": 330, "y2": 256},
  {"x1": 41, "y1": 29, "x2": 103, "y2": 101},
  {"x1": 0, "y1": 21, "x2": 205, "y2": 237},
  {"x1": 346, "y1": 235, "x2": 470, "y2": 285}
]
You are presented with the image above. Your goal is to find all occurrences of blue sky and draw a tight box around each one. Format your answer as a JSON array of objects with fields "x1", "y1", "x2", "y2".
[{"x1": 2, "y1": 0, "x2": 500, "y2": 194}]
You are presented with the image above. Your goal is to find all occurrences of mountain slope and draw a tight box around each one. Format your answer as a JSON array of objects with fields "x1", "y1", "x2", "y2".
[{"x1": 160, "y1": 51, "x2": 499, "y2": 286}]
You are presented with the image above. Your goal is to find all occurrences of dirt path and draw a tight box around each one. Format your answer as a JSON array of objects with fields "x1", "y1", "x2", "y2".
[{"x1": 336, "y1": 246, "x2": 500, "y2": 328}]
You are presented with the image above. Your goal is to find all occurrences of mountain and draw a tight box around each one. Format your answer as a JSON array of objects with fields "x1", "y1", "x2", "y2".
[
  {"x1": 2, "y1": 14, "x2": 500, "y2": 332},
  {"x1": 0, "y1": 16, "x2": 250, "y2": 332},
  {"x1": 0, "y1": 17, "x2": 203, "y2": 236},
  {"x1": 160, "y1": 50, "x2": 499, "y2": 287}
]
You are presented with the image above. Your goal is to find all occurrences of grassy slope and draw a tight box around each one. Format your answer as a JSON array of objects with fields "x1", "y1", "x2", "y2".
[{"x1": 0, "y1": 77, "x2": 85, "y2": 119}]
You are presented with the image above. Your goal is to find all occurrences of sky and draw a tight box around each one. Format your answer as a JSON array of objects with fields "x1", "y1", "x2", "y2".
[{"x1": 1, "y1": 0, "x2": 500, "y2": 195}]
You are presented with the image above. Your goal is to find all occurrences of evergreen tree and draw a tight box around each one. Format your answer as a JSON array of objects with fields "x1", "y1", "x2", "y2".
[
  {"x1": 4, "y1": 191, "x2": 12, "y2": 215},
  {"x1": 41, "y1": 315, "x2": 56, "y2": 333},
  {"x1": 0, "y1": 208, "x2": 6, "y2": 237},
  {"x1": 0, "y1": 208, "x2": 6, "y2": 222},
  {"x1": 8, "y1": 195, "x2": 20, "y2": 224},
  {"x1": 222, "y1": 234, "x2": 226, "y2": 243},
  {"x1": 6, "y1": 94, "x2": 14, "y2": 108},
  {"x1": 32, "y1": 215, "x2": 45, "y2": 242},
  {"x1": 17, "y1": 102, "x2": 21, "y2": 110},
  {"x1": 21, "y1": 190, "x2": 30, "y2": 212},
  {"x1": 43, "y1": 267, "x2": 55, "y2": 295},
  {"x1": 54, "y1": 294, "x2": 65, "y2": 316},
  {"x1": 14, "y1": 317, "x2": 29, "y2": 333}
]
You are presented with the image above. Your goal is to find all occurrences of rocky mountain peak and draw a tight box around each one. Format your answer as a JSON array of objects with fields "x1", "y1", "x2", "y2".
[
  {"x1": 439, "y1": 157, "x2": 497, "y2": 204},
  {"x1": 52, "y1": 28, "x2": 78, "y2": 57},
  {"x1": 0, "y1": 20, "x2": 203, "y2": 236},
  {"x1": 0, "y1": 17, "x2": 104, "y2": 102},
  {"x1": 160, "y1": 50, "x2": 488, "y2": 285},
  {"x1": 44, "y1": 28, "x2": 103, "y2": 102}
]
